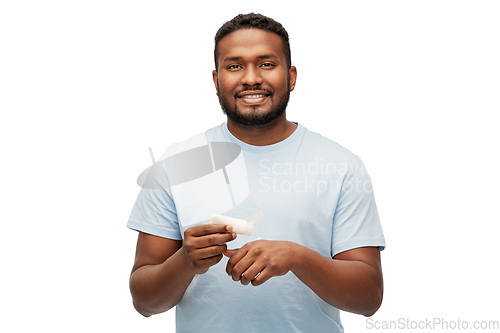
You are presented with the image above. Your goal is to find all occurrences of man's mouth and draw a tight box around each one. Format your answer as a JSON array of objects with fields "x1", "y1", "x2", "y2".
[
  {"x1": 236, "y1": 91, "x2": 270, "y2": 105},
  {"x1": 242, "y1": 94, "x2": 267, "y2": 99}
]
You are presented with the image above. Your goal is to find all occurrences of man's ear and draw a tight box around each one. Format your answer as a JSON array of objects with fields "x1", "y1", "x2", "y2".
[
  {"x1": 212, "y1": 70, "x2": 218, "y2": 96},
  {"x1": 289, "y1": 66, "x2": 297, "y2": 91}
]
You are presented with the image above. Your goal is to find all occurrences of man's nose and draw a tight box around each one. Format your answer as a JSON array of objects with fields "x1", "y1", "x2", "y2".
[{"x1": 240, "y1": 66, "x2": 263, "y2": 86}]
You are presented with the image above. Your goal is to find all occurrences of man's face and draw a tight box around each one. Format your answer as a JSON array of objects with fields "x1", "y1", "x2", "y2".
[{"x1": 213, "y1": 29, "x2": 297, "y2": 126}]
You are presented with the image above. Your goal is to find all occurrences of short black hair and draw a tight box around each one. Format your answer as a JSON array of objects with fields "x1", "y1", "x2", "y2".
[{"x1": 214, "y1": 13, "x2": 291, "y2": 71}]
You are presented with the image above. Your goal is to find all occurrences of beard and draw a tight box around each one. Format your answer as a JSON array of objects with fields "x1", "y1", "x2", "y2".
[{"x1": 217, "y1": 79, "x2": 291, "y2": 127}]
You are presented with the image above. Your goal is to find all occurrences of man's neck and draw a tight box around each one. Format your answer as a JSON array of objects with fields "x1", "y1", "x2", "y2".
[{"x1": 226, "y1": 114, "x2": 297, "y2": 146}]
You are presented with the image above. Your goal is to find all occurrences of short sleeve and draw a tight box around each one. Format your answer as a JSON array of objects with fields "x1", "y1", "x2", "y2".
[
  {"x1": 331, "y1": 157, "x2": 385, "y2": 256},
  {"x1": 126, "y1": 185, "x2": 182, "y2": 240}
]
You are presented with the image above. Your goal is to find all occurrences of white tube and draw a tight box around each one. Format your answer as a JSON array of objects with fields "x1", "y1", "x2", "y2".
[{"x1": 209, "y1": 214, "x2": 254, "y2": 235}]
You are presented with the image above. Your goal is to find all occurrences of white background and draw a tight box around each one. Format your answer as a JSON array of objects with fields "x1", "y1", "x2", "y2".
[{"x1": 1, "y1": 1, "x2": 499, "y2": 332}]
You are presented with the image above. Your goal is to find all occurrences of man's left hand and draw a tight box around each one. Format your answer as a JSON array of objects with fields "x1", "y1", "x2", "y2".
[{"x1": 224, "y1": 240, "x2": 299, "y2": 286}]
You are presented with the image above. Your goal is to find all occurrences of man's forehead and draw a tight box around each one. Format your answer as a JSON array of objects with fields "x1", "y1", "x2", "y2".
[
  {"x1": 217, "y1": 29, "x2": 284, "y2": 61},
  {"x1": 221, "y1": 28, "x2": 279, "y2": 41}
]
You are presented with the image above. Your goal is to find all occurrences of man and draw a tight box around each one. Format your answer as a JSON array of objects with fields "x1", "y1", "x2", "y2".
[{"x1": 127, "y1": 13, "x2": 385, "y2": 332}]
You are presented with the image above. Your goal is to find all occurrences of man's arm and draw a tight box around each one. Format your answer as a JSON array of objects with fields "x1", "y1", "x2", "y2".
[
  {"x1": 225, "y1": 242, "x2": 383, "y2": 317},
  {"x1": 129, "y1": 225, "x2": 236, "y2": 317},
  {"x1": 293, "y1": 246, "x2": 383, "y2": 317}
]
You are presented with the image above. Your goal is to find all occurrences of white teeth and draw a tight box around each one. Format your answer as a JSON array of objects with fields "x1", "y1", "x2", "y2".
[{"x1": 241, "y1": 94, "x2": 266, "y2": 99}]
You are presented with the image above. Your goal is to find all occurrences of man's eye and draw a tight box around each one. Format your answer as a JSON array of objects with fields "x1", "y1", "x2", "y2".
[
  {"x1": 228, "y1": 64, "x2": 241, "y2": 70},
  {"x1": 261, "y1": 63, "x2": 274, "y2": 68}
]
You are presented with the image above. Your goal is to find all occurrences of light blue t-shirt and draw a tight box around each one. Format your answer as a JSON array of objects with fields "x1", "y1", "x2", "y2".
[{"x1": 127, "y1": 122, "x2": 385, "y2": 333}]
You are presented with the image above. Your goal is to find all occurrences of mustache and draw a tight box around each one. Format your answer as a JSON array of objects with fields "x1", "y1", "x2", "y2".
[{"x1": 234, "y1": 87, "x2": 272, "y2": 97}]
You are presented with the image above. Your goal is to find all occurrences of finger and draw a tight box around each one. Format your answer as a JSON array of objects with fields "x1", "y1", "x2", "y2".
[
  {"x1": 194, "y1": 232, "x2": 236, "y2": 249},
  {"x1": 239, "y1": 263, "x2": 265, "y2": 286},
  {"x1": 223, "y1": 249, "x2": 239, "y2": 257},
  {"x1": 196, "y1": 254, "x2": 224, "y2": 272},
  {"x1": 194, "y1": 244, "x2": 228, "y2": 261},
  {"x1": 230, "y1": 253, "x2": 259, "y2": 282},
  {"x1": 226, "y1": 247, "x2": 249, "y2": 277},
  {"x1": 251, "y1": 267, "x2": 273, "y2": 287},
  {"x1": 187, "y1": 224, "x2": 233, "y2": 237}
]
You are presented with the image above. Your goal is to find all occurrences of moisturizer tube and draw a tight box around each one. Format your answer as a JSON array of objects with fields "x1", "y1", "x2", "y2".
[
  {"x1": 210, "y1": 214, "x2": 253, "y2": 235},
  {"x1": 209, "y1": 211, "x2": 263, "y2": 235}
]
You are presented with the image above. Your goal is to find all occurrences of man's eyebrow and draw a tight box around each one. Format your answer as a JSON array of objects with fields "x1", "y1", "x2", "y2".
[
  {"x1": 222, "y1": 54, "x2": 279, "y2": 62},
  {"x1": 257, "y1": 54, "x2": 278, "y2": 60},
  {"x1": 223, "y1": 56, "x2": 242, "y2": 62}
]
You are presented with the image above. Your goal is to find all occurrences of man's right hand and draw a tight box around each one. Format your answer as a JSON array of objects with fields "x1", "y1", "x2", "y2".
[{"x1": 181, "y1": 224, "x2": 237, "y2": 274}]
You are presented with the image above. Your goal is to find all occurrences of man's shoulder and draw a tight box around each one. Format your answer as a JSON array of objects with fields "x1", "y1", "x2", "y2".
[{"x1": 301, "y1": 125, "x2": 360, "y2": 162}]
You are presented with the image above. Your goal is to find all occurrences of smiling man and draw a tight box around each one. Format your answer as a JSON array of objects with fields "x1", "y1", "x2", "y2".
[
  {"x1": 127, "y1": 13, "x2": 385, "y2": 332},
  {"x1": 214, "y1": 28, "x2": 295, "y2": 129}
]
